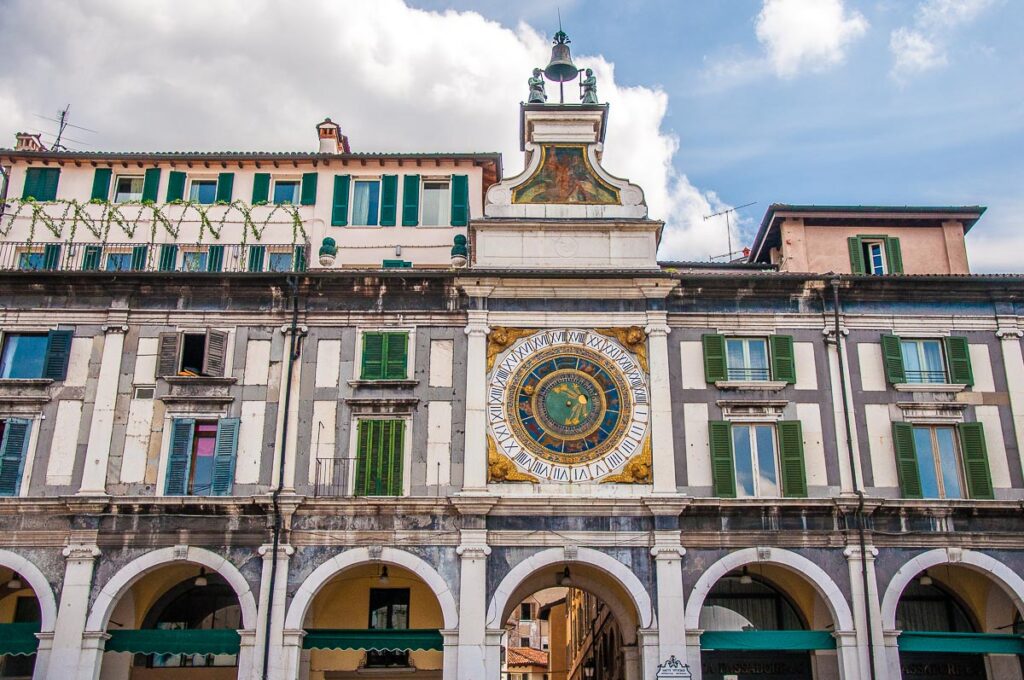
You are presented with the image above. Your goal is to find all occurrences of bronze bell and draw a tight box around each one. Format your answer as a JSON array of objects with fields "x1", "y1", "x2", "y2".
[{"x1": 544, "y1": 30, "x2": 579, "y2": 83}]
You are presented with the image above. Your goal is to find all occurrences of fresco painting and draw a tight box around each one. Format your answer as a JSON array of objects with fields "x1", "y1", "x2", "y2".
[{"x1": 512, "y1": 144, "x2": 620, "y2": 205}]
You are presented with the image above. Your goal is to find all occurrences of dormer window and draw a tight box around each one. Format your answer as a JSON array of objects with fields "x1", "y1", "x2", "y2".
[{"x1": 848, "y1": 235, "x2": 903, "y2": 275}]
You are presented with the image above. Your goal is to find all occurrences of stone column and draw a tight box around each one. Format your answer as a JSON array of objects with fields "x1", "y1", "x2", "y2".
[
  {"x1": 456, "y1": 528, "x2": 490, "y2": 679},
  {"x1": 823, "y1": 324, "x2": 861, "y2": 494},
  {"x1": 638, "y1": 628, "x2": 661, "y2": 680},
  {"x1": 484, "y1": 628, "x2": 505, "y2": 680},
  {"x1": 685, "y1": 630, "x2": 704, "y2": 680},
  {"x1": 255, "y1": 543, "x2": 294, "y2": 679},
  {"x1": 78, "y1": 325, "x2": 127, "y2": 495},
  {"x1": 646, "y1": 312, "x2": 678, "y2": 494},
  {"x1": 651, "y1": 532, "x2": 686, "y2": 664},
  {"x1": 272, "y1": 325, "x2": 306, "y2": 492},
  {"x1": 622, "y1": 644, "x2": 641, "y2": 680},
  {"x1": 280, "y1": 629, "x2": 307, "y2": 680},
  {"x1": 31, "y1": 632, "x2": 53, "y2": 680},
  {"x1": 462, "y1": 309, "x2": 490, "y2": 492},
  {"x1": 882, "y1": 630, "x2": 903, "y2": 680},
  {"x1": 441, "y1": 629, "x2": 459, "y2": 680},
  {"x1": 48, "y1": 543, "x2": 100, "y2": 679},
  {"x1": 236, "y1": 629, "x2": 258, "y2": 680},
  {"x1": 834, "y1": 630, "x2": 862, "y2": 680},
  {"x1": 844, "y1": 544, "x2": 885, "y2": 679},
  {"x1": 997, "y1": 325, "x2": 1024, "y2": 479}
]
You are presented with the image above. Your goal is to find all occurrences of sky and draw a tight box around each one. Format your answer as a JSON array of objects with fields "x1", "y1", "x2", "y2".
[{"x1": 0, "y1": 0, "x2": 1020, "y2": 270}]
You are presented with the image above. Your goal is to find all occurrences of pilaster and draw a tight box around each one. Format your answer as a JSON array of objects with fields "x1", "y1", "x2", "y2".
[
  {"x1": 823, "y1": 324, "x2": 861, "y2": 494},
  {"x1": 462, "y1": 309, "x2": 491, "y2": 492},
  {"x1": 256, "y1": 543, "x2": 294, "y2": 679},
  {"x1": 646, "y1": 312, "x2": 678, "y2": 494},
  {"x1": 996, "y1": 323, "x2": 1024, "y2": 481},
  {"x1": 456, "y1": 528, "x2": 491, "y2": 678},
  {"x1": 272, "y1": 324, "x2": 307, "y2": 491},
  {"x1": 844, "y1": 544, "x2": 884, "y2": 679},
  {"x1": 78, "y1": 324, "x2": 128, "y2": 495},
  {"x1": 651, "y1": 531, "x2": 686, "y2": 665},
  {"x1": 50, "y1": 542, "x2": 101, "y2": 679}
]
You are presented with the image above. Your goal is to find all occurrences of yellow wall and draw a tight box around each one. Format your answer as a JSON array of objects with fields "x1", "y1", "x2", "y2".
[
  {"x1": 548, "y1": 601, "x2": 568, "y2": 680},
  {"x1": 0, "y1": 566, "x2": 40, "y2": 624}
]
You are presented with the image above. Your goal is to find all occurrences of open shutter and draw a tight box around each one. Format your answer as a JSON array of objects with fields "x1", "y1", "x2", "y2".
[
  {"x1": 709, "y1": 421, "x2": 735, "y2": 497},
  {"x1": 892, "y1": 422, "x2": 922, "y2": 499},
  {"x1": 770, "y1": 335, "x2": 796, "y2": 383},
  {"x1": 885, "y1": 237, "x2": 904, "y2": 274},
  {"x1": 944, "y1": 336, "x2": 973, "y2": 386},
  {"x1": 42, "y1": 330, "x2": 73, "y2": 381},
  {"x1": 130, "y1": 245, "x2": 148, "y2": 271},
  {"x1": 384, "y1": 333, "x2": 409, "y2": 379},
  {"x1": 402, "y1": 175, "x2": 420, "y2": 226},
  {"x1": 300, "y1": 172, "x2": 318, "y2": 206},
  {"x1": 293, "y1": 245, "x2": 307, "y2": 272},
  {"x1": 251, "y1": 173, "x2": 271, "y2": 204},
  {"x1": 450, "y1": 174, "x2": 469, "y2": 226},
  {"x1": 202, "y1": 329, "x2": 229, "y2": 377},
  {"x1": 22, "y1": 168, "x2": 59, "y2": 201},
  {"x1": 247, "y1": 245, "x2": 266, "y2": 272},
  {"x1": 848, "y1": 236, "x2": 865, "y2": 274},
  {"x1": 216, "y1": 172, "x2": 234, "y2": 203},
  {"x1": 880, "y1": 335, "x2": 906, "y2": 384},
  {"x1": 82, "y1": 246, "x2": 102, "y2": 271},
  {"x1": 361, "y1": 332, "x2": 385, "y2": 380},
  {"x1": 166, "y1": 171, "x2": 186, "y2": 202},
  {"x1": 157, "y1": 332, "x2": 181, "y2": 377},
  {"x1": 0, "y1": 419, "x2": 31, "y2": 496},
  {"x1": 164, "y1": 418, "x2": 195, "y2": 496},
  {"x1": 142, "y1": 168, "x2": 161, "y2": 203},
  {"x1": 380, "y1": 175, "x2": 398, "y2": 226},
  {"x1": 211, "y1": 418, "x2": 240, "y2": 496},
  {"x1": 354, "y1": 420, "x2": 373, "y2": 496},
  {"x1": 383, "y1": 419, "x2": 404, "y2": 495},
  {"x1": 702, "y1": 334, "x2": 727, "y2": 383},
  {"x1": 43, "y1": 243, "x2": 61, "y2": 270},
  {"x1": 777, "y1": 421, "x2": 807, "y2": 497},
  {"x1": 206, "y1": 244, "x2": 224, "y2": 272},
  {"x1": 958, "y1": 422, "x2": 993, "y2": 500},
  {"x1": 158, "y1": 244, "x2": 178, "y2": 272},
  {"x1": 331, "y1": 175, "x2": 350, "y2": 226},
  {"x1": 90, "y1": 168, "x2": 112, "y2": 201}
]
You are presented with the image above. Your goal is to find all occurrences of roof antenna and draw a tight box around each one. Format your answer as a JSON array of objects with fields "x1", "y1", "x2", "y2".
[
  {"x1": 704, "y1": 201, "x2": 757, "y2": 262},
  {"x1": 32, "y1": 105, "x2": 97, "y2": 151}
]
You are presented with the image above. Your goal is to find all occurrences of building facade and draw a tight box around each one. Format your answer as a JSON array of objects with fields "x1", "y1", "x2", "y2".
[{"x1": 0, "y1": 86, "x2": 1022, "y2": 680}]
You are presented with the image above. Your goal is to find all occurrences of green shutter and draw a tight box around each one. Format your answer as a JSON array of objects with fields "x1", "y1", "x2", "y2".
[
  {"x1": 958, "y1": 422, "x2": 993, "y2": 500},
  {"x1": 142, "y1": 168, "x2": 161, "y2": 203},
  {"x1": 331, "y1": 175, "x2": 350, "y2": 226},
  {"x1": 770, "y1": 335, "x2": 796, "y2": 384},
  {"x1": 22, "y1": 168, "x2": 59, "y2": 201},
  {"x1": 709, "y1": 420, "x2": 735, "y2": 497},
  {"x1": 944, "y1": 336, "x2": 973, "y2": 386},
  {"x1": 300, "y1": 172, "x2": 318, "y2": 205},
  {"x1": 384, "y1": 419, "x2": 404, "y2": 495},
  {"x1": 402, "y1": 175, "x2": 420, "y2": 226},
  {"x1": 164, "y1": 418, "x2": 195, "y2": 496},
  {"x1": 90, "y1": 168, "x2": 112, "y2": 201},
  {"x1": 82, "y1": 245, "x2": 102, "y2": 271},
  {"x1": 166, "y1": 171, "x2": 186, "y2": 202},
  {"x1": 251, "y1": 173, "x2": 271, "y2": 204},
  {"x1": 384, "y1": 333, "x2": 409, "y2": 379},
  {"x1": 702, "y1": 334, "x2": 727, "y2": 383},
  {"x1": 216, "y1": 172, "x2": 234, "y2": 203},
  {"x1": 211, "y1": 418, "x2": 240, "y2": 496},
  {"x1": 380, "y1": 175, "x2": 398, "y2": 226},
  {"x1": 777, "y1": 421, "x2": 807, "y2": 497},
  {"x1": 206, "y1": 244, "x2": 224, "y2": 272},
  {"x1": 848, "y1": 236, "x2": 865, "y2": 274},
  {"x1": 247, "y1": 245, "x2": 265, "y2": 272},
  {"x1": 42, "y1": 243, "x2": 61, "y2": 270},
  {"x1": 354, "y1": 420, "x2": 371, "y2": 496},
  {"x1": 0, "y1": 419, "x2": 31, "y2": 496},
  {"x1": 130, "y1": 245, "x2": 148, "y2": 271},
  {"x1": 293, "y1": 245, "x2": 307, "y2": 272},
  {"x1": 450, "y1": 174, "x2": 469, "y2": 226},
  {"x1": 158, "y1": 244, "x2": 178, "y2": 271},
  {"x1": 361, "y1": 332, "x2": 385, "y2": 380},
  {"x1": 880, "y1": 335, "x2": 906, "y2": 384},
  {"x1": 885, "y1": 237, "x2": 904, "y2": 274},
  {"x1": 892, "y1": 422, "x2": 922, "y2": 499},
  {"x1": 354, "y1": 419, "x2": 404, "y2": 496},
  {"x1": 42, "y1": 330, "x2": 73, "y2": 381}
]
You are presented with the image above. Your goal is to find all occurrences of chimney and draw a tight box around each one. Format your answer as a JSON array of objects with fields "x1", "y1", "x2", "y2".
[
  {"x1": 14, "y1": 133, "x2": 45, "y2": 152},
  {"x1": 316, "y1": 118, "x2": 350, "y2": 154}
]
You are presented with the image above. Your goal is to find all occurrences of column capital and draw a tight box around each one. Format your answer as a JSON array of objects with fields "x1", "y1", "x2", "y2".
[
  {"x1": 62, "y1": 543, "x2": 101, "y2": 561},
  {"x1": 456, "y1": 544, "x2": 491, "y2": 559},
  {"x1": 997, "y1": 326, "x2": 1024, "y2": 339},
  {"x1": 282, "y1": 628, "x2": 307, "y2": 645},
  {"x1": 843, "y1": 544, "x2": 879, "y2": 561},
  {"x1": 465, "y1": 309, "x2": 490, "y2": 336},
  {"x1": 101, "y1": 324, "x2": 129, "y2": 334},
  {"x1": 645, "y1": 322, "x2": 671, "y2": 337},
  {"x1": 279, "y1": 324, "x2": 309, "y2": 336},
  {"x1": 258, "y1": 543, "x2": 295, "y2": 560},
  {"x1": 822, "y1": 325, "x2": 850, "y2": 341}
]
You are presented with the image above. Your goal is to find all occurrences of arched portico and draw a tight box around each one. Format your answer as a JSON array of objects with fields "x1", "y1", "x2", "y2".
[{"x1": 0, "y1": 549, "x2": 58, "y2": 680}]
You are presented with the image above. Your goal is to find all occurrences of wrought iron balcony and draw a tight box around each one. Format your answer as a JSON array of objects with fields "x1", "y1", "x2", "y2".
[{"x1": 314, "y1": 457, "x2": 356, "y2": 498}]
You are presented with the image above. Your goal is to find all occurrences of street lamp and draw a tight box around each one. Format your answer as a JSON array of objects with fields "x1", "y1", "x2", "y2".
[{"x1": 582, "y1": 658, "x2": 596, "y2": 679}]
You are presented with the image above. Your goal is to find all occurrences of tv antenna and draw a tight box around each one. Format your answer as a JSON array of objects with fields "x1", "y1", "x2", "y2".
[
  {"x1": 704, "y1": 201, "x2": 756, "y2": 262},
  {"x1": 33, "y1": 105, "x2": 97, "y2": 151}
]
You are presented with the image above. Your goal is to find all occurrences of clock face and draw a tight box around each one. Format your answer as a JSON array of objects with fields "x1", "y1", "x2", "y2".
[{"x1": 488, "y1": 329, "x2": 650, "y2": 482}]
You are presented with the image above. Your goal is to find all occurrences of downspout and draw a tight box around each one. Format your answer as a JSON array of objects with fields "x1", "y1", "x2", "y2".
[
  {"x1": 262, "y1": 274, "x2": 301, "y2": 680},
  {"x1": 830, "y1": 277, "x2": 878, "y2": 680}
]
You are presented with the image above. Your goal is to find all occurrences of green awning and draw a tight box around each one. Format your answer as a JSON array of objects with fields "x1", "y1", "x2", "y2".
[
  {"x1": 303, "y1": 629, "x2": 443, "y2": 651},
  {"x1": 106, "y1": 629, "x2": 241, "y2": 655},
  {"x1": 898, "y1": 631, "x2": 1024, "y2": 655},
  {"x1": 0, "y1": 622, "x2": 41, "y2": 656},
  {"x1": 700, "y1": 630, "x2": 837, "y2": 651}
]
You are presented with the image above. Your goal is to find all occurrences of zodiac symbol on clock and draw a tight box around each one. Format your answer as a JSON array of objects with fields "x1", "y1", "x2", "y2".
[{"x1": 552, "y1": 381, "x2": 590, "y2": 426}]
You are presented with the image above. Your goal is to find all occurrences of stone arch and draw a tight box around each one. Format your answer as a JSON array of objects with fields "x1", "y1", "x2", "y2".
[
  {"x1": 84, "y1": 546, "x2": 258, "y2": 632},
  {"x1": 684, "y1": 547, "x2": 855, "y2": 631},
  {"x1": 0, "y1": 549, "x2": 58, "y2": 632},
  {"x1": 880, "y1": 548, "x2": 1024, "y2": 630},
  {"x1": 284, "y1": 547, "x2": 458, "y2": 630},
  {"x1": 485, "y1": 547, "x2": 655, "y2": 639}
]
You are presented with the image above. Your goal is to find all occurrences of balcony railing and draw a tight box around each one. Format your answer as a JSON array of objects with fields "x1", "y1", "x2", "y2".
[
  {"x1": 904, "y1": 370, "x2": 948, "y2": 384},
  {"x1": 726, "y1": 367, "x2": 772, "y2": 381},
  {"x1": 314, "y1": 457, "x2": 356, "y2": 498},
  {"x1": 0, "y1": 241, "x2": 309, "y2": 274}
]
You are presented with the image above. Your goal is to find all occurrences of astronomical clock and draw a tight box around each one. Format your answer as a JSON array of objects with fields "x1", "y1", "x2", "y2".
[{"x1": 486, "y1": 327, "x2": 652, "y2": 484}]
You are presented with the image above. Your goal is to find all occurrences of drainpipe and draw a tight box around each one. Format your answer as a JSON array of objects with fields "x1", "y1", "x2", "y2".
[
  {"x1": 829, "y1": 277, "x2": 878, "y2": 680},
  {"x1": 262, "y1": 274, "x2": 301, "y2": 680}
]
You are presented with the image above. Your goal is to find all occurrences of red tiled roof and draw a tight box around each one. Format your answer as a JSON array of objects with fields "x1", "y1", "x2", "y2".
[{"x1": 508, "y1": 646, "x2": 548, "y2": 667}]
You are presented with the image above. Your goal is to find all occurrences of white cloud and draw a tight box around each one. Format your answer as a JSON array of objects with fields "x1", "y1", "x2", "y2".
[
  {"x1": 890, "y1": 0, "x2": 996, "y2": 79},
  {"x1": 755, "y1": 0, "x2": 869, "y2": 78},
  {"x1": 890, "y1": 28, "x2": 947, "y2": 77},
  {"x1": 0, "y1": 0, "x2": 727, "y2": 261}
]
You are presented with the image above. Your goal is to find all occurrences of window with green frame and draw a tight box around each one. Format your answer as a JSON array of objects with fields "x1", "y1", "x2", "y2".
[
  {"x1": 360, "y1": 332, "x2": 409, "y2": 380},
  {"x1": 353, "y1": 419, "x2": 405, "y2": 496},
  {"x1": 879, "y1": 335, "x2": 973, "y2": 386},
  {"x1": 708, "y1": 420, "x2": 807, "y2": 498},
  {"x1": 891, "y1": 421, "x2": 993, "y2": 499},
  {"x1": 702, "y1": 334, "x2": 796, "y2": 383},
  {"x1": 848, "y1": 235, "x2": 903, "y2": 274}
]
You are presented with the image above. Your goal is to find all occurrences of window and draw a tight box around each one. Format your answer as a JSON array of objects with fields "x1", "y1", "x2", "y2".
[
  {"x1": 351, "y1": 179, "x2": 381, "y2": 226},
  {"x1": 709, "y1": 420, "x2": 806, "y2": 498},
  {"x1": 700, "y1": 574, "x2": 805, "y2": 631},
  {"x1": 106, "y1": 252, "x2": 133, "y2": 272},
  {"x1": 18, "y1": 252, "x2": 44, "y2": 271},
  {"x1": 353, "y1": 419, "x2": 405, "y2": 496},
  {"x1": 359, "y1": 332, "x2": 409, "y2": 380},
  {"x1": 157, "y1": 330, "x2": 229, "y2": 378},
  {"x1": 421, "y1": 180, "x2": 450, "y2": 226},
  {"x1": 900, "y1": 339, "x2": 946, "y2": 384},
  {"x1": 896, "y1": 581, "x2": 975, "y2": 633},
  {"x1": 892, "y1": 422, "x2": 992, "y2": 499},
  {"x1": 181, "y1": 250, "x2": 209, "y2": 272},
  {"x1": 849, "y1": 235, "x2": 903, "y2": 274},
  {"x1": 880, "y1": 335, "x2": 973, "y2": 386},
  {"x1": 520, "y1": 603, "x2": 533, "y2": 620},
  {"x1": 189, "y1": 179, "x2": 218, "y2": 204},
  {"x1": 20, "y1": 167, "x2": 59, "y2": 201},
  {"x1": 862, "y1": 239, "x2": 886, "y2": 275},
  {"x1": 702, "y1": 334, "x2": 796, "y2": 383},
  {"x1": 520, "y1": 637, "x2": 530, "y2": 647},
  {"x1": 725, "y1": 338, "x2": 769, "y2": 381},
  {"x1": 246, "y1": 245, "x2": 305, "y2": 273},
  {"x1": 267, "y1": 251, "x2": 293, "y2": 272},
  {"x1": 367, "y1": 588, "x2": 410, "y2": 668},
  {"x1": 113, "y1": 175, "x2": 144, "y2": 203},
  {"x1": 136, "y1": 581, "x2": 241, "y2": 669},
  {"x1": 731, "y1": 424, "x2": 780, "y2": 498},
  {"x1": 913, "y1": 426, "x2": 963, "y2": 499},
  {"x1": 0, "y1": 418, "x2": 31, "y2": 496},
  {"x1": 164, "y1": 418, "x2": 239, "y2": 496},
  {"x1": 0, "y1": 330, "x2": 72, "y2": 380},
  {"x1": 272, "y1": 180, "x2": 300, "y2": 205}
]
